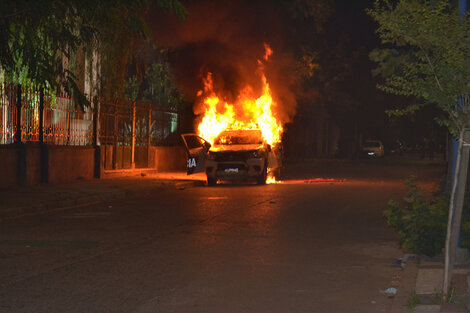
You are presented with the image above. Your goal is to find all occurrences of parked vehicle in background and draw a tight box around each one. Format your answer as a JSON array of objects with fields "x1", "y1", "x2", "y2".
[
  {"x1": 181, "y1": 129, "x2": 282, "y2": 185},
  {"x1": 361, "y1": 140, "x2": 385, "y2": 158}
]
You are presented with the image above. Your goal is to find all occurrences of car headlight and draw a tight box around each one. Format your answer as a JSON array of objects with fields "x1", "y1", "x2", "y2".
[{"x1": 252, "y1": 149, "x2": 263, "y2": 158}]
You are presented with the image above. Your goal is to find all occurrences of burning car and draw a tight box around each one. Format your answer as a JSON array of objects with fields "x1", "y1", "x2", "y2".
[
  {"x1": 181, "y1": 43, "x2": 285, "y2": 185},
  {"x1": 181, "y1": 129, "x2": 281, "y2": 185}
]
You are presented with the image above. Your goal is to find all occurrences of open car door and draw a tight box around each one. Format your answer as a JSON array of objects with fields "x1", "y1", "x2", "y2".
[
  {"x1": 267, "y1": 146, "x2": 282, "y2": 169},
  {"x1": 180, "y1": 134, "x2": 211, "y2": 175}
]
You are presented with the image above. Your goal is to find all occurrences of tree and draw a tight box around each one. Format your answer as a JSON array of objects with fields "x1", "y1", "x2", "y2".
[
  {"x1": 294, "y1": 0, "x2": 392, "y2": 158},
  {"x1": 0, "y1": 0, "x2": 185, "y2": 108},
  {"x1": 367, "y1": 0, "x2": 470, "y2": 298},
  {"x1": 142, "y1": 56, "x2": 185, "y2": 111},
  {"x1": 124, "y1": 48, "x2": 186, "y2": 110}
]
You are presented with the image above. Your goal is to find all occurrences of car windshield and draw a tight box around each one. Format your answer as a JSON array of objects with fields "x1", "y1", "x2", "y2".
[
  {"x1": 364, "y1": 141, "x2": 380, "y2": 148},
  {"x1": 214, "y1": 130, "x2": 264, "y2": 145}
]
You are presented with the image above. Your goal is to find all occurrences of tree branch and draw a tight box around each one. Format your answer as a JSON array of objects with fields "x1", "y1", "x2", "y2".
[
  {"x1": 2, "y1": 9, "x2": 30, "y2": 19},
  {"x1": 422, "y1": 50, "x2": 444, "y2": 92}
]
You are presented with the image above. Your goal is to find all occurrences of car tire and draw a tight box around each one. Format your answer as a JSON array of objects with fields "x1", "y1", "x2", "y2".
[
  {"x1": 207, "y1": 176, "x2": 217, "y2": 186},
  {"x1": 257, "y1": 162, "x2": 267, "y2": 185}
]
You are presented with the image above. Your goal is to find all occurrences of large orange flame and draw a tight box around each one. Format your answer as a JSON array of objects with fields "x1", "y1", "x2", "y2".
[{"x1": 196, "y1": 44, "x2": 283, "y2": 147}]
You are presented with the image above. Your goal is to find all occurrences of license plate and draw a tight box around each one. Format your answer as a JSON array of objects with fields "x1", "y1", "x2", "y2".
[{"x1": 224, "y1": 168, "x2": 239, "y2": 173}]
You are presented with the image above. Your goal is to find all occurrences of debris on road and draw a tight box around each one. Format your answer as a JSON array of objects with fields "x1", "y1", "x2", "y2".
[
  {"x1": 381, "y1": 287, "x2": 398, "y2": 298},
  {"x1": 396, "y1": 254, "x2": 417, "y2": 269}
]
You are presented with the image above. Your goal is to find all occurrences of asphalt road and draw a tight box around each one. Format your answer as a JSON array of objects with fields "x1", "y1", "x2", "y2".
[{"x1": 0, "y1": 157, "x2": 445, "y2": 313}]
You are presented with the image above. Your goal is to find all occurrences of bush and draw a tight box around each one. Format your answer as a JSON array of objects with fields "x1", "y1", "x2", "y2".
[
  {"x1": 384, "y1": 178, "x2": 448, "y2": 257},
  {"x1": 385, "y1": 177, "x2": 470, "y2": 257}
]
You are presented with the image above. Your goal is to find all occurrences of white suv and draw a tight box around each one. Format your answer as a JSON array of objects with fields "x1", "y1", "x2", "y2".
[{"x1": 181, "y1": 130, "x2": 282, "y2": 185}]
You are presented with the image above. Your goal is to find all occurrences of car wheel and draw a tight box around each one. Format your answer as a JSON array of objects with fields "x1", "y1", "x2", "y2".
[
  {"x1": 207, "y1": 176, "x2": 217, "y2": 186},
  {"x1": 257, "y1": 163, "x2": 267, "y2": 185}
]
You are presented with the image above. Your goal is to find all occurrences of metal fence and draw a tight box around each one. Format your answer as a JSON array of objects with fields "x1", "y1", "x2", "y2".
[
  {"x1": 0, "y1": 84, "x2": 94, "y2": 145},
  {"x1": 0, "y1": 84, "x2": 181, "y2": 169},
  {"x1": 98, "y1": 102, "x2": 178, "y2": 145},
  {"x1": 98, "y1": 100, "x2": 180, "y2": 169},
  {"x1": 0, "y1": 84, "x2": 16, "y2": 144}
]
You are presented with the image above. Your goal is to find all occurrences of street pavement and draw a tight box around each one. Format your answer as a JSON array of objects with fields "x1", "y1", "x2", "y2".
[
  {"x1": 0, "y1": 154, "x2": 445, "y2": 220},
  {"x1": 0, "y1": 172, "x2": 206, "y2": 220},
  {"x1": 0, "y1": 155, "x2": 458, "y2": 313}
]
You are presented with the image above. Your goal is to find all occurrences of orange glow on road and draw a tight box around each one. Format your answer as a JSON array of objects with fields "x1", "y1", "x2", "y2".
[
  {"x1": 282, "y1": 178, "x2": 346, "y2": 184},
  {"x1": 266, "y1": 172, "x2": 281, "y2": 184}
]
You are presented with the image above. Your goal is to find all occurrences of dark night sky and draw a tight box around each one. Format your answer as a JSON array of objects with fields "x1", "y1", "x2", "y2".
[
  {"x1": 150, "y1": 0, "x2": 380, "y2": 121},
  {"x1": 149, "y1": 0, "x2": 437, "y2": 148},
  {"x1": 150, "y1": 0, "x2": 305, "y2": 125}
]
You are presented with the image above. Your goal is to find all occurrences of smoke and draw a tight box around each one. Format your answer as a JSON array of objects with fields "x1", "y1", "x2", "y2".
[{"x1": 149, "y1": 0, "x2": 299, "y2": 126}]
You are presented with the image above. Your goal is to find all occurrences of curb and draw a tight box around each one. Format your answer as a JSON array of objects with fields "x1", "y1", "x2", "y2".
[
  {"x1": 411, "y1": 266, "x2": 470, "y2": 313},
  {"x1": 175, "y1": 180, "x2": 205, "y2": 190},
  {"x1": 0, "y1": 179, "x2": 205, "y2": 220}
]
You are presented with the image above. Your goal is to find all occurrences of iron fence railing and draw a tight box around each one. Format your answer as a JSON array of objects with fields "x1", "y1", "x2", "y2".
[
  {"x1": 43, "y1": 92, "x2": 94, "y2": 145},
  {"x1": 98, "y1": 100, "x2": 180, "y2": 148},
  {"x1": 0, "y1": 84, "x2": 180, "y2": 148},
  {"x1": 0, "y1": 84, "x2": 94, "y2": 145},
  {"x1": 0, "y1": 84, "x2": 17, "y2": 144}
]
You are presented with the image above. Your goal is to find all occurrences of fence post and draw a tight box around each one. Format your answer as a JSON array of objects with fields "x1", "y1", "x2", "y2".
[
  {"x1": 92, "y1": 98, "x2": 99, "y2": 146},
  {"x1": 39, "y1": 89, "x2": 44, "y2": 143},
  {"x1": 66, "y1": 99, "x2": 71, "y2": 145},
  {"x1": 113, "y1": 103, "x2": 118, "y2": 169},
  {"x1": 93, "y1": 97, "x2": 102, "y2": 178},
  {"x1": 131, "y1": 101, "x2": 136, "y2": 169},
  {"x1": 160, "y1": 110, "x2": 164, "y2": 141},
  {"x1": 147, "y1": 104, "x2": 151, "y2": 168},
  {"x1": 39, "y1": 89, "x2": 49, "y2": 183},
  {"x1": 15, "y1": 85, "x2": 22, "y2": 144},
  {"x1": 15, "y1": 85, "x2": 26, "y2": 185}
]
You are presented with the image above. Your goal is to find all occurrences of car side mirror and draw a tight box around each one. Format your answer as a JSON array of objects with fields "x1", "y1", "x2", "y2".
[{"x1": 203, "y1": 142, "x2": 211, "y2": 150}]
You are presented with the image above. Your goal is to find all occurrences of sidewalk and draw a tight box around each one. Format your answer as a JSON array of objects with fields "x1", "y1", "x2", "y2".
[
  {"x1": 0, "y1": 171, "x2": 205, "y2": 220},
  {"x1": 391, "y1": 256, "x2": 470, "y2": 313}
]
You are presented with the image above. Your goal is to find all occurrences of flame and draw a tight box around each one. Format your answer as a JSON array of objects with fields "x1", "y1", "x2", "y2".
[
  {"x1": 196, "y1": 44, "x2": 283, "y2": 147},
  {"x1": 263, "y1": 43, "x2": 273, "y2": 61},
  {"x1": 266, "y1": 172, "x2": 278, "y2": 184}
]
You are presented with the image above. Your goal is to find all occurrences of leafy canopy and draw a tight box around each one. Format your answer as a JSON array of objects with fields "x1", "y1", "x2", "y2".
[
  {"x1": 124, "y1": 48, "x2": 185, "y2": 111},
  {"x1": 142, "y1": 61, "x2": 184, "y2": 110},
  {"x1": 0, "y1": 0, "x2": 186, "y2": 108},
  {"x1": 367, "y1": 0, "x2": 470, "y2": 136}
]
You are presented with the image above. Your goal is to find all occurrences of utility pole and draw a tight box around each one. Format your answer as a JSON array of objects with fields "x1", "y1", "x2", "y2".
[
  {"x1": 447, "y1": 0, "x2": 467, "y2": 189},
  {"x1": 460, "y1": 0, "x2": 467, "y2": 17},
  {"x1": 443, "y1": 0, "x2": 468, "y2": 299}
]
